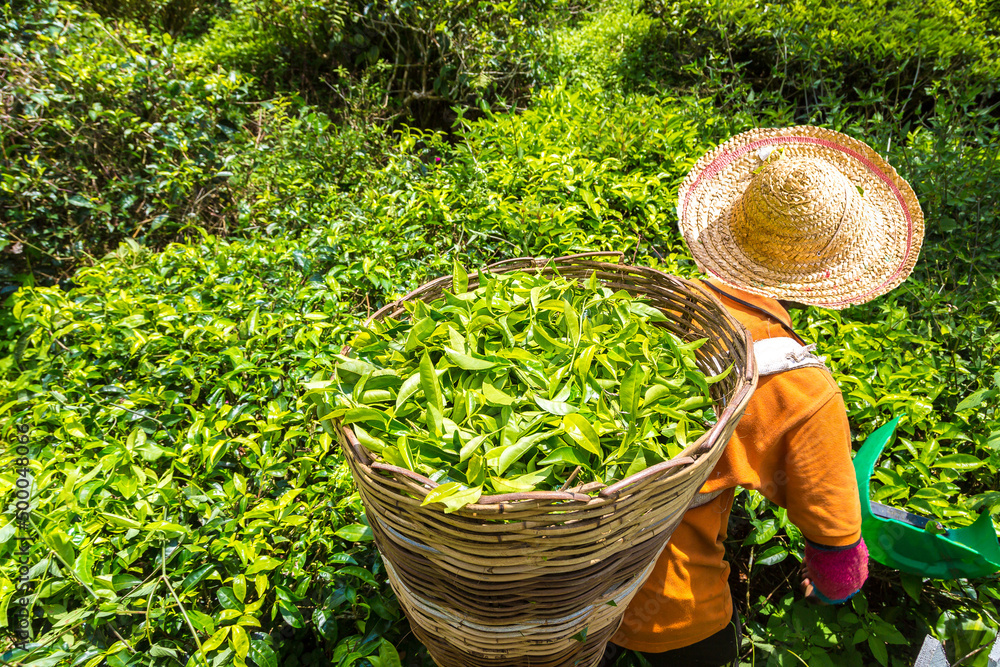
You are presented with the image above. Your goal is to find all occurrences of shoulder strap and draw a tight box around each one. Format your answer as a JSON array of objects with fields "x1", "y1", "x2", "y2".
[{"x1": 754, "y1": 337, "x2": 828, "y2": 376}]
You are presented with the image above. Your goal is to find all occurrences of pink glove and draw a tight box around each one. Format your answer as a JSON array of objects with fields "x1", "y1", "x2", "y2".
[{"x1": 802, "y1": 539, "x2": 869, "y2": 604}]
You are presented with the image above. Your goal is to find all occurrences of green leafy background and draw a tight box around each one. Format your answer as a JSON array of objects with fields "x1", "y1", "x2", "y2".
[{"x1": 2, "y1": 0, "x2": 999, "y2": 665}]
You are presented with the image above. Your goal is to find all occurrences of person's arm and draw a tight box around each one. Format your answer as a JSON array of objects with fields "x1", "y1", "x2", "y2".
[{"x1": 751, "y1": 372, "x2": 868, "y2": 603}]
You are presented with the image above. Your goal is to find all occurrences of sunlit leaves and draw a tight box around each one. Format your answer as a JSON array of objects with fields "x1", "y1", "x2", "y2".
[{"x1": 320, "y1": 269, "x2": 718, "y2": 507}]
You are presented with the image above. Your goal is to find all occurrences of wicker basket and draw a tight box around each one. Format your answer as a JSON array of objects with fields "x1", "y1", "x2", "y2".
[{"x1": 335, "y1": 252, "x2": 757, "y2": 667}]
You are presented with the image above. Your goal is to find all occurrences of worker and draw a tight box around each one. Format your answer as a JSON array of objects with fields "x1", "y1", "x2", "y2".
[{"x1": 602, "y1": 126, "x2": 925, "y2": 666}]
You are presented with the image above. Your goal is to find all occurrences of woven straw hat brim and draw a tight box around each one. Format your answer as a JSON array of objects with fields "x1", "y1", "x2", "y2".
[{"x1": 678, "y1": 126, "x2": 924, "y2": 309}]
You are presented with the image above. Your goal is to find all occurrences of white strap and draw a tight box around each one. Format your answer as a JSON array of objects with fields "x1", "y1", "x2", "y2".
[
  {"x1": 690, "y1": 487, "x2": 725, "y2": 509},
  {"x1": 753, "y1": 337, "x2": 828, "y2": 376},
  {"x1": 689, "y1": 337, "x2": 829, "y2": 511}
]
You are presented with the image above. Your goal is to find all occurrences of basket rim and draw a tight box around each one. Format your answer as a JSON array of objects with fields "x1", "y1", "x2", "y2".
[{"x1": 336, "y1": 252, "x2": 758, "y2": 511}]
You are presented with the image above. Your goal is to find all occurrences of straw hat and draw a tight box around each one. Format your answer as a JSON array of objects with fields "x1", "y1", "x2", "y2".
[{"x1": 677, "y1": 126, "x2": 924, "y2": 309}]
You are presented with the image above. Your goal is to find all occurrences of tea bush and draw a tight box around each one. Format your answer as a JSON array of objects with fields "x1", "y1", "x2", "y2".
[
  {"x1": 0, "y1": 236, "x2": 428, "y2": 666},
  {"x1": 0, "y1": 1, "x2": 251, "y2": 286},
  {"x1": 0, "y1": 1, "x2": 398, "y2": 289},
  {"x1": 77, "y1": 0, "x2": 206, "y2": 37},
  {"x1": 183, "y1": 0, "x2": 567, "y2": 126},
  {"x1": 632, "y1": 0, "x2": 1000, "y2": 119}
]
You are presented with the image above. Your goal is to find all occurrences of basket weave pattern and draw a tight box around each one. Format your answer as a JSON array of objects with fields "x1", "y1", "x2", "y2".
[{"x1": 337, "y1": 253, "x2": 757, "y2": 667}]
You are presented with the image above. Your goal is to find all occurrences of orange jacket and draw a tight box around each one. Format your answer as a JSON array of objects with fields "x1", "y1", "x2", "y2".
[{"x1": 611, "y1": 279, "x2": 863, "y2": 653}]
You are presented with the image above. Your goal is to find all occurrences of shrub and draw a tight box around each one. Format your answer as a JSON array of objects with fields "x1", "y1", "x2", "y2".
[
  {"x1": 0, "y1": 0, "x2": 251, "y2": 287},
  {"x1": 230, "y1": 96, "x2": 394, "y2": 238},
  {"x1": 0, "y1": 236, "x2": 426, "y2": 666},
  {"x1": 184, "y1": 0, "x2": 563, "y2": 126},
  {"x1": 78, "y1": 0, "x2": 206, "y2": 36},
  {"x1": 635, "y1": 0, "x2": 1000, "y2": 115}
]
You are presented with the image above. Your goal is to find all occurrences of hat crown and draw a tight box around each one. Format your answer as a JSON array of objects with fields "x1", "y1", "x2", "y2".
[{"x1": 733, "y1": 155, "x2": 869, "y2": 269}]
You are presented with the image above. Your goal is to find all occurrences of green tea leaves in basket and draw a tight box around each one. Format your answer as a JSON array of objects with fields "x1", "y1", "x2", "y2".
[{"x1": 308, "y1": 267, "x2": 728, "y2": 510}]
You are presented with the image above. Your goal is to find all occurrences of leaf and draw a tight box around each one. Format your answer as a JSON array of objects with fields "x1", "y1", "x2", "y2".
[
  {"x1": 73, "y1": 545, "x2": 95, "y2": 585},
  {"x1": 202, "y1": 627, "x2": 229, "y2": 653},
  {"x1": 246, "y1": 557, "x2": 283, "y2": 574},
  {"x1": 278, "y1": 598, "x2": 305, "y2": 628},
  {"x1": 334, "y1": 355, "x2": 376, "y2": 378},
  {"x1": 705, "y1": 363, "x2": 734, "y2": 385},
  {"x1": 491, "y1": 468, "x2": 550, "y2": 493},
  {"x1": 619, "y1": 362, "x2": 644, "y2": 421},
  {"x1": 932, "y1": 454, "x2": 983, "y2": 470},
  {"x1": 563, "y1": 300, "x2": 580, "y2": 347},
  {"x1": 233, "y1": 574, "x2": 247, "y2": 603},
  {"x1": 68, "y1": 194, "x2": 95, "y2": 208},
  {"x1": 478, "y1": 382, "x2": 512, "y2": 408},
  {"x1": 466, "y1": 452, "x2": 485, "y2": 486},
  {"x1": 378, "y1": 641, "x2": 402, "y2": 667},
  {"x1": 867, "y1": 636, "x2": 888, "y2": 666},
  {"x1": 0, "y1": 520, "x2": 14, "y2": 545},
  {"x1": 230, "y1": 625, "x2": 250, "y2": 659},
  {"x1": 754, "y1": 544, "x2": 788, "y2": 567},
  {"x1": 338, "y1": 565, "x2": 379, "y2": 586},
  {"x1": 873, "y1": 621, "x2": 908, "y2": 645},
  {"x1": 249, "y1": 640, "x2": 278, "y2": 667},
  {"x1": 420, "y1": 351, "x2": 444, "y2": 437},
  {"x1": 65, "y1": 420, "x2": 87, "y2": 438},
  {"x1": 563, "y1": 413, "x2": 602, "y2": 457},
  {"x1": 534, "y1": 395, "x2": 579, "y2": 415},
  {"x1": 335, "y1": 524, "x2": 374, "y2": 542},
  {"x1": 149, "y1": 645, "x2": 178, "y2": 658},
  {"x1": 181, "y1": 564, "x2": 217, "y2": 592},
  {"x1": 676, "y1": 418, "x2": 688, "y2": 448},
  {"x1": 538, "y1": 446, "x2": 591, "y2": 467},
  {"x1": 460, "y1": 434, "x2": 489, "y2": 462},
  {"x1": 532, "y1": 321, "x2": 569, "y2": 351},
  {"x1": 352, "y1": 423, "x2": 386, "y2": 453},
  {"x1": 453, "y1": 258, "x2": 469, "y2": 295},
  {"x1": 956, "y1": 388, "x2": 991, "y2": 412},
  {"x1": 403, "y1": 318, "x2": 434, "y2": 354},
  {"x1": 396, "y1": 436, "x2": 416, "y2": 469},
  {"x1": 395, "y1": 372, "x2": 422, "y2": 410},
  {"x1": 448, "y1": 326, "x2": 467, "y2": 354},
  {"x1": 642, "y1": 383, "x2": 673, "y2": 408},
  {"x1": 49, "y1": 528, "x2": 76, "y2": 568},
  {"x1": 624, "y1": 448, "x2": 648, "y2": 478},
  {"x1": 187, "y1": 609, "x2": 215, "y2": 635},
  {"x1": 575, "y1": 345, "x2": 596, "y2": 378},
  {"x1": 314, "y1": 607, "x2": 339, "y2": 642},
  {"x1": 421, "y1": 482, "x2": 483, "y2": 513},
  {"x1": 217, "y1": 587, "x2": 243, "y2": 610},
  {"x1": 627, "y1": 301, "x2": 667, "y2": 322},
  {"x1": 486, "y1": 429, "x2": 560, "y2": 475},
  {"x1": 444, "y1": 347, "x2": 498, "y2": 370},
  {"x1": 987, "y1": 430, "x2": 1000, "y2": 451}
]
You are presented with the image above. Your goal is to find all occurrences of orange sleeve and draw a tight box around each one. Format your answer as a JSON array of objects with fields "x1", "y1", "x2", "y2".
[{"x1": 753, "y1": 381, "x2": 863, "y2": 547}]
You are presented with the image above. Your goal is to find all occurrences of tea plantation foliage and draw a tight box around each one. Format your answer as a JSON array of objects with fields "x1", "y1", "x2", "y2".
[{"x1": 2, "y1": 0, "x2": 1000, "y2": 665}]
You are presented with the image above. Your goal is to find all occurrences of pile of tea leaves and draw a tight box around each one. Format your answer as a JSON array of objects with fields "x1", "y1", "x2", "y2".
[{"x1": 307, "y1": 265, "x2": 730, "y2": 511}]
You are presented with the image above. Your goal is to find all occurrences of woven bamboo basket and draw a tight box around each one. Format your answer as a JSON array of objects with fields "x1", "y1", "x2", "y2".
[{"x1": 335, "y1": 252, "x2": 757, "y2": 667}]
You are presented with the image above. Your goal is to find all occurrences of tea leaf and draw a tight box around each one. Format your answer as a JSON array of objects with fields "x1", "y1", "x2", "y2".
[
  {"x1": 445, "y1": 347, "x2": 498, "y2": 370},
  {"x1": 563, "y1": 413, "x2": 602, "y2": 457},
  {"x1": 453, "y1": 258, "x2": 469, "y2": 295},
  {"x1": 420, "y1": 352, "x2": 444, "y2": 437},
  {"x1": 423, "y1": 482, "x2": 483, "y2": 512},
  {"x1": 619, "y1": 362, "x2": 644, "y2": 421}
]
